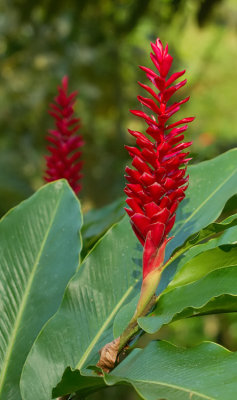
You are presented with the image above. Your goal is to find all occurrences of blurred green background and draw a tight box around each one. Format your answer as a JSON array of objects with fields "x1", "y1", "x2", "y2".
[
  {"x1": 1, "y1": 0, "x2": 236, "y2": 214},
  {"x1": 0, "y1": 0, "x2": 236, "y2": 398}
]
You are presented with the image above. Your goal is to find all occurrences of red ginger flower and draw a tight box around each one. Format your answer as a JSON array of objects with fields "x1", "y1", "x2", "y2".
[
  {"x1": 44, "y1": 76, "x2": 83, "y2": 194},
  {"x1": 125, "y1": 38, "x2": 194, "y2": 280}
]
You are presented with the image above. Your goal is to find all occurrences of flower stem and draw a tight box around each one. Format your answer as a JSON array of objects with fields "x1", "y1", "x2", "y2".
[
  {"x1": 97, "y1": 269, "x2": 161, "y2": 372},
  {"x1": 118, "y1": 293, "x2": 157, "y2": 352}
]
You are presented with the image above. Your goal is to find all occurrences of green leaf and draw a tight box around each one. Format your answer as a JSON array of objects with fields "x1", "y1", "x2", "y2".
[
  {"x1": 168, "y1": 245, "x2": 237, "y2": 289},
  {"x1": 0, "y1": 180, "x2": 82, "y2": 400},
  {"x1": 106, "y1": 341, "x2": 237, "y2": 400},
  {"x1": 20, "y1": 150, "x2": 237, "y2": 399},
  {"x1": 20, "y1": 216, "x2": 142, "y2": 400},
  {"x1": 139, "y1": 264, "x2": 237, "y2": 334},
  {"x1": 166, "y1": 148, "x2": 237, "y2": 261},
  {"x1": 155, "y1": 149, "x2": 237, "y2": 298},
  {"x1": 52, "y1": 341, "x2": 237, "y2": 400},
  {"x1": 219, "y1": 194, "x2": 237, "y2": 218},
  {"x1": 52, "y1": 367, "x2": 105, "y2": 398},
  {"x1": 113, "y1": 221, "x2": 237, "y2": 339},
  {"x1": 114, "y1": 152, "x2": 237, "y2": 339},
  {"x1": 169, "y1": 212, "x2": 237, "y2": 257},
  {"x1": 81, "y1": 197, "x2": 125, "y2": 257}
]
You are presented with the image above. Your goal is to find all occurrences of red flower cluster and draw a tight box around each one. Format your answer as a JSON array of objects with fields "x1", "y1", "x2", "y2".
[
  {"x1": 44, "y1": 76, "x2": 83, "y2": 194},
  {"x1": 125, "y1": 38, "x2": 194, "y2": 280}
]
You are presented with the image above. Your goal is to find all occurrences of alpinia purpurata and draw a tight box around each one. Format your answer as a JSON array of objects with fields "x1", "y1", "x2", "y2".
[
  {"x1": 124, "y1": 38, "x2": 194, "y2": 280},
  {"x1": 44, "y1": 76, "x2": 83, "y2": 194}
]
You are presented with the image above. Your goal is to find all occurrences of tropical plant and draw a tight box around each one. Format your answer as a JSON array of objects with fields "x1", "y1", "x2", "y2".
[{"x1": 0, "y1": 38, "x2": 237, "y2": 400}]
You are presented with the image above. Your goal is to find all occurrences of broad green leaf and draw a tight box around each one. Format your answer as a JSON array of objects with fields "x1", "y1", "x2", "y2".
[
  {"x1": 139, "y1": 265, "x2": 237, "y2": 334},
  {"x1": 168, "y1": 212, "x2": 237, "y2": 258},
  {"x1": 20, "y1": 150, "x2": 237, "y2": 399},
  {"x1": 56, "y1": 235, "x2": 237, "y2": 395},
  {"x1": 114, "y1": 219, "x2": 237, "y2": 336},
  {"x1": 113, "y1": 224, "x2": 237, "y2": 338},
  {"x1": 217, "y1": 225, "x2": 237, "y2": 245},
  {"x1": 81, "y1": 197, "x2": 125, "y2": 256},
  {"x1": 114, "y1": 152, "x2": 237, "y2": 339},
  {"x1": 0, "y1": 180, "x2": 82, "y2": 400},
  {"x1": 20, "y1": 216, "x2": 142, "y2": 400},
  {"x1": 52, "y1": 341, "x2": 237, "y2": 400},
  {"x1": 220, "y1": 194, "x2": 237, "y2": 218},
  {"x1": 168, "y1": 245, "x2": 237, "y2": 289},
  {"x1": 166, "y1": 148, "x2": 237, "y2": 261},
  {"x1": 106, "y1": 341, "x2": 237, "y2": 400},
  {"x1": 52, "y1": 367, "x2": 105, "y2": 398},
  {"x1": 156, "y1": 149, "x2": 237, "y2": 298},
  {"x1": 166, "y1": 226, "x2": 237, "y2": 285}
]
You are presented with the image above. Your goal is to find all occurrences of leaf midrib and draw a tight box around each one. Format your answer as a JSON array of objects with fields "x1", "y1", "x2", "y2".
[
  {"x1": 127, "y1": 376, "x2": 214, "y2": 400},
  {"x1": 76, "y1": 282, "x2": 138, "y2": 370},
  {"x1": 0, "y1": 190, "x2": 64, "y2": 395}
]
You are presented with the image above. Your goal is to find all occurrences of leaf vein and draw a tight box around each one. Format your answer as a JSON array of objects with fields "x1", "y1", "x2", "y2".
[{"x1": 0, "y1": 189, "x2": 64, "y2": 394}]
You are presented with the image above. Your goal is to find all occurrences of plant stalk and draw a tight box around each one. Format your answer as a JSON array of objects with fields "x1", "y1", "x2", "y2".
[{"x1": 97, "y1": 268, "x2": 161, "y2": 372}]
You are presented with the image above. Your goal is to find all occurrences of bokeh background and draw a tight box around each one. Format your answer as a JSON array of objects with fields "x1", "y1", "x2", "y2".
[{"x1": 0, "y1": 0, "x2": 236, "y2": 398}]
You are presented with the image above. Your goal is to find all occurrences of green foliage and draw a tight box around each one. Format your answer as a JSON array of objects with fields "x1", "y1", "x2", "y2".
[
  {"x1": 17, "y1": 150, "x2": 237, "y2": 399},
  {"x1": 53, "y1": 368, "x2": 105, "y2": 399},
  {"x1": 113, "y1": 149, "x2": 237, "y2": 338},
  {"x1": 139, "y1": 264, "x2": 237, "y2": 334},
  {"x1": 169, "y1": 240, "x2": 237, "y2": 289},
  {"x1": 50, "y1": 341, "x2": 237, "y2": 400},
  {"x1": 0, "y1": 2, "x2": 237, "y2": 398},
  {"x1": 82, "y1": 197, "x2": 125, "y2": 257},
  {"x1": 106, "y1": 341, "x2": 237, "y2": 400},
  {"x1": 166, "y1": 148, "x2": 237, "y2": 260},
  {"x1": 0, "y1": 180, "x2": 82, "y2": 400},
  {"x1": 113, "y1": 213, "x2": 237, "y2": 338},
  {"x1": 171, "y1": 212, "x2": 237, "y2": 256},
  {"x1": 20, "y1": 216, "x2": 142, "y2": 400}
]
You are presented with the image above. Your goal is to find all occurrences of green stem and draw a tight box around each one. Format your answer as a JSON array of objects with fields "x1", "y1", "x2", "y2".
[
  {"x1": 117, "y1": 238, "x2": 215, "y2": 362},
  {"x1": 118, "y1": 316, "x2": 140, "y2": 352},
  {"x1": 118, "y1": 292, "x2": 157, "y2": 353},
  {"x1": 118, "y1": 240, "x2": 206, "y2": 351},
  {"x1": 97, "y1": 267, "x2": 162, "y2": 372}
]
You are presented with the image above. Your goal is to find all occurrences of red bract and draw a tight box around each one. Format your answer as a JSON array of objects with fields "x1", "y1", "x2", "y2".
[
  {"x1": 44, "y1": 76, "x2": 83, "y2": 194},
  {"x1": 125, "y1": 38, "x2": 194, "y2": 280}
]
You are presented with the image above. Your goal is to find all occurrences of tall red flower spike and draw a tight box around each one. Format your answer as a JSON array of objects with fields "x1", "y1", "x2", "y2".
[
  {"x1": 44, "y1": 76, "x2": 83, "y2": 194},
  {"x1": 125, "y1": 38, "x2": 194, "y2": 280}
]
